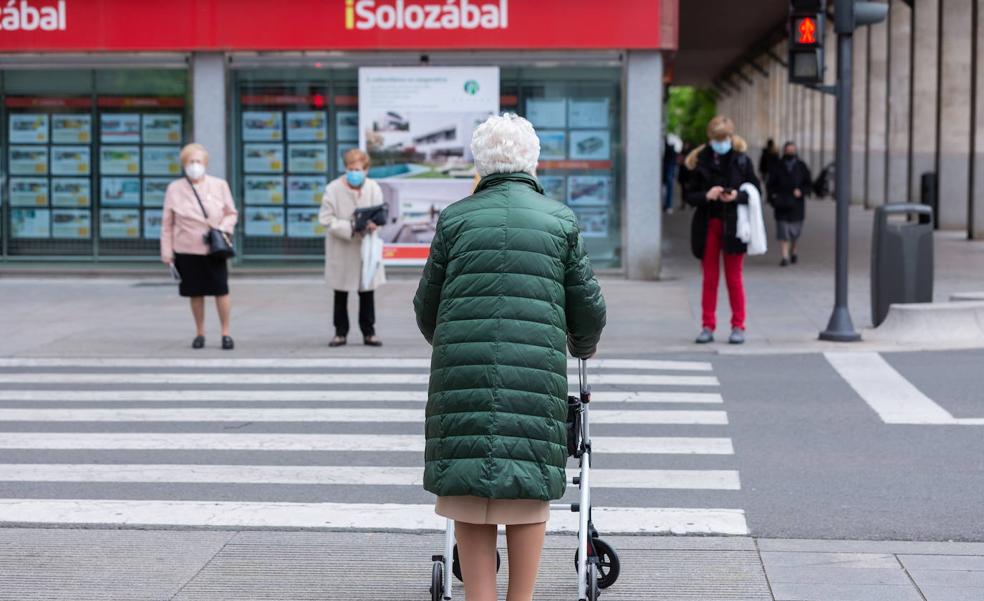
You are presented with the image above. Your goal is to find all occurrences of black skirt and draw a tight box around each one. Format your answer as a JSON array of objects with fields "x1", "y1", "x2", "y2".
[{"x1": 174, "y1": 253, "x2": 229, "y2": 297}]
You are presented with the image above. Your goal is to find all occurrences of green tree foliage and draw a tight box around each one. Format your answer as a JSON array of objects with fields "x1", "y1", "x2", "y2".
[{"x1": 666, "y1": 87, "x2": 717, "y2": 147}]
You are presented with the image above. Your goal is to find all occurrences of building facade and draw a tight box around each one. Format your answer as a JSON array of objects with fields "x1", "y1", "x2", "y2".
[{"x1": 0, "y1": 0, "x2": 678, "y2": 278}]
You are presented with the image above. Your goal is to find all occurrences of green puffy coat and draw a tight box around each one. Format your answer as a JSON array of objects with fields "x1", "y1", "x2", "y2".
[{"x1": 413, "y1": 171, "x2": 606, "y2": 501}]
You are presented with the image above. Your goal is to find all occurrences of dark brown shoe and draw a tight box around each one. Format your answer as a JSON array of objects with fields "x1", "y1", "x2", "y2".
[
  {"x1": 329, "y1": 336, "x2": 347, "y2": 347},
  {"x1": 363, "y1": 336, "x2": 383, "y2": 347}
]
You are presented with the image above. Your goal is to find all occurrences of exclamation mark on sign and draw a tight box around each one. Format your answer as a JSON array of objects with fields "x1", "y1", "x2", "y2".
[{"x1": 345, "y1": 0, "x2": 355, "y2": 29}]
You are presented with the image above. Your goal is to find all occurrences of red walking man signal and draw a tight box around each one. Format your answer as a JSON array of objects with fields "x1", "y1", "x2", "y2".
[{"x1": 797, "y1": 17, "x2": 817, "y2": 44}]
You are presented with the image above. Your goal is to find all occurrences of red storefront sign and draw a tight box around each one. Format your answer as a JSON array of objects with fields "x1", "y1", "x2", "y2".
[{"x1": 0, "y1": 0, "x2": 673, "y2": 52}]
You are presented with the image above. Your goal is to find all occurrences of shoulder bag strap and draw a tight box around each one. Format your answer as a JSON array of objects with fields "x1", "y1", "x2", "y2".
[{"x1": 186, "y1": 177, "x2": 209, "y2": 220}]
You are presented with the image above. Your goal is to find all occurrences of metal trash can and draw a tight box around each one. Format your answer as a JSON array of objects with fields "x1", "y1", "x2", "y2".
[{"x1": 871, "y1": 204, "x2": 934, "y2": 327}]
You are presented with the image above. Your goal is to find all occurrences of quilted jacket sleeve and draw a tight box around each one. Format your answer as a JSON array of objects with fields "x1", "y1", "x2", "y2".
[
  {"x1": 413, "y1": 223, "x2": 448, "y2": 345},
  {"x1": 563, "y1": 224, "x2": 606, "y2": 359}
]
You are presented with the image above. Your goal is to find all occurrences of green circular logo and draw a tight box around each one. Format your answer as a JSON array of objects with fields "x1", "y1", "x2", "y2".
[{"x1": 464, "y1": 80, "x2": 480, "y2": 95}]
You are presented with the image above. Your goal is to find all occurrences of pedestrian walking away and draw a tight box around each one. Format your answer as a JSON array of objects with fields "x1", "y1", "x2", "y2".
[
  {"x1": 413, "y1": 113, "x2": 607, "y2": 601},
  {"x1": 319, "y1": 148, "x2": 386, "y2": 348},
  {"x1": 663, "y1": 133, "x2": 681, "y2": 213},
  {"x1": 758, "y1": 137, "x2": 779, "y2": 183},
  {"x1": 684, "y1": 115, "x2": 761, "y2": 345},
  {"x1": 160, "y1": 143, "x2": 239, "y2": 351},
  {"x1": 767, "y1": 141, "x2": 812, "y2": 266}
]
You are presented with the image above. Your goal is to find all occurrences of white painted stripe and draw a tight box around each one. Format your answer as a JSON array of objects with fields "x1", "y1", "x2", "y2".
[
  {"x1": 825, "y1": 352, "x2": 984, "y2": 425},
  {"x1": 0, "y1": 372, "x2": 718, "y2": 386},
  {"x1": 0, "y1": 407, "x2": 728, "y2": 425},
  {"x1": 0, "y1": 358, "x2": 712, "y2": 371},
  {"x1": 0, "y1": 465, "x2": 740, "y2": 490},
  {"x1": 0, "y1": 390, "x2": 723, "y2": 404},
  {"x1": 0, "y1": 499, "x2": 748, "y2": 534},
  {"x1": 0, "y1": 433, "x2": 733, "y2": 454}
]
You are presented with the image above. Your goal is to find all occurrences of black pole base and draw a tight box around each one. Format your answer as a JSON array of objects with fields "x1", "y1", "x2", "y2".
[{"x1": 819, "y1": 305, "x2": 862, "y2": 342}]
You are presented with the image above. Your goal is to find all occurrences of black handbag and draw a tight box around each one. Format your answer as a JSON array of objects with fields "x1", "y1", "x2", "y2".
[
  {"x1": 353, "y1": 203, "x2": 389, "y2": 233},
  {"x1": 187, "y1": 177, "x2": 236, "y2": 259}
]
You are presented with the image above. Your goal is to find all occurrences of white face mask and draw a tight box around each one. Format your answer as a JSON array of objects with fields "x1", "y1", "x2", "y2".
[{"x1": 185, "y1": 162, "x2": 206, "y2": 180}]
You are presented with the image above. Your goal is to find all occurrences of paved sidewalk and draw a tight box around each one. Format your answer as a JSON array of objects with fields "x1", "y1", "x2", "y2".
[{"x1": 2, "y1": 528, "x2": 982, "y2": 600}]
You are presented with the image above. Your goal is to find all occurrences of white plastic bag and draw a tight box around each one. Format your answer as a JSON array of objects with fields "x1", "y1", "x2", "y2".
[
  {"x1": 738, "y1": 182, "x2": 768, "y2": 256},
  {"x1": 360, "y1": 230, "x2": 383, "y2": 290}
]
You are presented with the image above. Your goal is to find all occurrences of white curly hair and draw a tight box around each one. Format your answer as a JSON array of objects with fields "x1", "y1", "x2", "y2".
[{"x1": 471, "y1": 113, "x2": 540, "y2": 177}]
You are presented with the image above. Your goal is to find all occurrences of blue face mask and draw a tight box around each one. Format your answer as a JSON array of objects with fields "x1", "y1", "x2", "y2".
[
  {"x1": 346, "y1": 169, "x2": 366, "y2": 187},
  {"x1": 710, "y1": 139, "x2": 733, "y2": 155}
]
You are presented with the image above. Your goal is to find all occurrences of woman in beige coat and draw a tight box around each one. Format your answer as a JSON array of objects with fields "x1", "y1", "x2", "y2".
[
  {"x1": 161, "y1": 143, "x2": 239, "y2": 350},
  {"x1": 318, "y1": 149, "x2": 386, "y2": 347}
]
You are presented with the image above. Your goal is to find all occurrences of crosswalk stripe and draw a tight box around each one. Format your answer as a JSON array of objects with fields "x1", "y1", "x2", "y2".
[
  {"x1": 0, "y1": 499, "x2": 749, "y2": 535},
  {"x1": 0, "y1": 358, "x2": 713, "y2": 371},
  {"x1": 0, "y1": 390, "x2": 723, "y2": 404},
  {"x1": 0, "y1": 464, "x2": 741, "y2": 490},
  {"x1": 0, "y1": 373, "x2": 719, "y2": 386},
  {"x1": 0, "y1": 433, "x2": 734, "y2": 454},
  {"x1": 0, "y1": 408, "x2": 728, "y2": 425}
]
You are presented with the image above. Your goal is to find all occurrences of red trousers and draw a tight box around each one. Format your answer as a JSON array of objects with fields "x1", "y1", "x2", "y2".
[{"x1": 701, "y1": 218, "x2": 746, "y2": 331}]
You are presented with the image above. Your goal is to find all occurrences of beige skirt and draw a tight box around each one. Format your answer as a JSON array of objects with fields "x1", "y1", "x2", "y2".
[{"x1": 435, "y1": 495, "x2": 550, "y2": 525}]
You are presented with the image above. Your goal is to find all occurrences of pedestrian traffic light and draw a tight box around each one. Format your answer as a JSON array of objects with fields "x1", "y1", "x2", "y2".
[
  {"x1": 788, "y1": 0, "x2": 826, "y2": 84},
  {"x1": 834, "y1": 0, "x2": 888, "y2": 34}
]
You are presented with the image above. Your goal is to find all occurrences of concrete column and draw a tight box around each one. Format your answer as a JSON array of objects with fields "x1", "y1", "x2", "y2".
[
  {"x1": 851, "y1": 26, "x2": 869, "y2": 205},
  {"x1": 866, "y1": 16, "x2": 888, "y2": 208},
  {"x1": 910, "y1": 0, "x2": 939, "y2": 205},
  {"x1": 625, "y1": 51, "x2": 663, "y2": 280},
  {"x1": 973, "y1": 0, "x2": 984, "y2": 238},
  {"x1": 938, "y1": 0, "x2": 973, "y2": 230},
  {"x1": 886, "y1": 0, "x2": 912, "y2": 204},
  {"x1": 191, "y1": 53, "x2": 228, "y2": 180}
]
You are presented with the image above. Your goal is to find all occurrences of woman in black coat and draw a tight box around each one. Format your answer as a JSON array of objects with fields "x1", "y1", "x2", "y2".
[
  {"x1": 766, "y1": 141, "x2": 812, "y2": 266},
  {"x1": 683, "y1": 115, "x2": 760, "y2": 345}
]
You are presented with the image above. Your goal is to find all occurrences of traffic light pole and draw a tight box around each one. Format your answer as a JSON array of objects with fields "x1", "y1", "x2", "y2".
[{"x1": 820, "y1": 4, "x2": 861, "y2": 341}]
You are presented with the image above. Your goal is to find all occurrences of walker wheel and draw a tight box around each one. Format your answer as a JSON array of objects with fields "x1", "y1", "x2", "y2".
[
  {"x1": 575, "y1": 538, "x2": 620, "y2": 589},
  {"x1": 430, "y1": 561, "x2": 444, "y2": 601},
  {"x1": 451, "y1": 544, "x2": 501, "y2": 582}
]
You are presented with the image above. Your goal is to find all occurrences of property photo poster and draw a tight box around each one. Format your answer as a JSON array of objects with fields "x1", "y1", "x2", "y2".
[
  {"x1": 142, "y1": 114, "x2": 182, "y2": 144},
  {"x1": 51, "y1": 209, "x2": 91, "y2": 239},
  {"x1": 244, "y1": 144, "x2": 284, "y2": 173},
  {"x1": 101, "y1": 177, "x2": 141, "y2": 206},
  {"x1": 100, "y1": 114, "x2": 141, "y2": 144},
  {"x1": 287, "y1": 208, "x2": 325, "y2": 238},
  {"x1": 244, "y1": 175, "x2": 285, "y2": 205},
  {"x1": 9, "y1": 146, "x2": 48, "y2": 175},
  {"x1": 569, "y1": 130, "x2": 611, "y2": 161},
  {"x1": 572, "y1": 206, "x2": 609, "y2": 238},
  {"x1": 567, "y1": 175, "x2": 611, "y2": 207},
  {"x1": 52, "y1": 114, "x2": 92, "y2": 144},
  {"x1": 287, "y1": 144, "x2": 328, "y2": 173},
  {"x1": 287, "y1": 176, "x2": 327, "y2": 206},
  {"x1": 359, "y1": 66, "x2": 498, "y2": 264},
  {"x1": 142, "y1": 178, "x2": 171, "y2": 207},
  {"x1": 245, "y1": 207, "x2": 285, "y2": 236},
  {"x1": 52, "y1": 178, "x2": 91, "y2": 207},
  {"x1": 286, "y1": 111, "x2": 327, "y2": 142},
  {"x1": 142, "y1": 146, "x2": 181, "y2": 176},
  {"x1": 143, "y1": 210, "x2": 163, "y2": 239},
  {"x1": 51, "y1": 146, "x2": 91, "y2": 175},
  {"x1": 9, "y1": 114, "x2": 49, "y2": 143},
  {"x1": 11, "y1": 208, "x2": 50, "y2": 238},
  {"x1": 538, "y1": 175, "x2": 567, "y2": 203},
  {"x1": 100, "y1": 209, "x2": 141, "y2": 238},
  {"x1": 100, "y1": 146, "x2": 141, "y2": 175},
  {"x1": 9, "y1": 178, "x2": 49, "y2": 207},
  {"x1": 242, "y1": 111, "x2": 283, "y2": 142},
  {"x1": 537, "y1": 130, "x2": 567, "y2": 160}
]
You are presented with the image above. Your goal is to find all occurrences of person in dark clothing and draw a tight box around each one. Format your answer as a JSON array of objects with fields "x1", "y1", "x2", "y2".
[
  {"x1": 683, "y1": 115, "x2": 761, "y2": 345},
  {"x1": 758, "y1": 138, "x2": 779, "y2": 183},
  {"x1": 663, "y1": 138, "x2": 679, "y2": 212},
  {"x1": 766, "y1": 141, "x2": 812, "y2": 266}
]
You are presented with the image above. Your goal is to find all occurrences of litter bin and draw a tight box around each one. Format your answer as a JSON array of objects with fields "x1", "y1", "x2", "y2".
[{"x1": 871, "y1": 204, "x2": 934, "y2": 327}]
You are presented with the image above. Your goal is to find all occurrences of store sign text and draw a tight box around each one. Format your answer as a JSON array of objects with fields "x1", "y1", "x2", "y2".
[
  {"x1": 0, "y1": 0, "x2": 66, "y2": 31},
  {"x1": 346, "y1": 0, "x2": 508, "y2": 31}
]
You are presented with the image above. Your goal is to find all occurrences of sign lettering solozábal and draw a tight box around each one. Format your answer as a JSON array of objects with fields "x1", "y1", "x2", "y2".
[
  {"x1": 347, "y1": 0, "x2": 508, "y2": 30},
  {"x1": 0, "y1": 0, "x2": 66, "y2": 31}
]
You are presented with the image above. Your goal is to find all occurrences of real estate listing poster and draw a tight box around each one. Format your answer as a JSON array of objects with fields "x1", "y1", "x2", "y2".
[
  {"x1": 142, "y1": 178, "x2": 171, "y2": 207},
  {"x1": 572, "y1": 206, "x2": 608, "y2": 238},
  {"x1": 287, "y1": 143, "x2": 328, "y2": 173},
  {"x1": 287, "y1": 176, "x2": 327, "y2": 206},
  {"x1": 567, "y1": 175, "x2": 611, "y2": 207},
  {"x1": 538, "y1": 175, "x2": 567, "y2": 203},
  {"x1": 52, "y1": 114, "x2": 92, "y2": 144},
  {"x1": 245, "y1": 207, "x2": 285, "y2": 236},
  {"x1": 101, "y1": 177, "x2": 142, "y2": 206},
  {"x1": 9, "y1": 178, "x2": 49, "y2": 207},
  {"x1": 143, "y1": 210, "x2": 163, "y2": 239},
  {"x1": 11, "y1": 208, "x2": 50, "y2": 238},
  {"x1": 336, "y1": 111, "x2": 359, "y2": 141},
  {"x1": 52, "y1": 178, "x2": 92, "y2": 207},
  {"x1": 244, "y1": 175, "x2": 285, "y2": 205},
  {"x1": 537, "y1": 130, "x2": 567, "y2": 160},
  {"x1": 9, "y1": 114, "x2": 48, "y2": 144},
  {"x1": 242, "y1": 111, "x2": 283, "y2": 142},
  {"x1": 51, "y1": 209, "x2": 91, "y2": 239},
  {"x1": 9, "y1": 146, "x2": 48, "y2": 175},
  {"x1": 100, "y1": 146, "x2": 141, "y2": 175},
  {"x1": 568, "y1": 99, "x2": 610, "y2": 128},
  {"x1": 100, "y1": 209, "x2": 141, "y2": 239},
  {"x1": 100, "y1": 114, "x2": 142, "y2": 144},
  {"x1": 142, "y1": 114, "x2": 182, "y2": 144},
  {"x1": 243, "y1": 143, "x2": 284, "y2": 173},
  {"x1": 286, "y1": 111, "x2": 327, "y2": 142},
  {"x1": 525, "y1": 98, "x2": 566, "y2": 128},
  {"x1": 142, "y1": 146, "x2": 181, "y2": 176},
  {"x1": 359, "y1": 66, "x2": 498, "y2": 264},
  {"x1": 569, "y1": 130, "x2": 611, "y2": 161},
  {"x1": 51, "y1": 146, "x2": 91, "y2": 175},
  {"x1": 287, "y1": 208, "x2": 325, "y2": 238}
]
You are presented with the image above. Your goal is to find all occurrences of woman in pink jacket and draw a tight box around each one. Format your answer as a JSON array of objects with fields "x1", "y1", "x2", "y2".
[{"x1": 160, "y1": 143, "x2": 239, "y2": 350}]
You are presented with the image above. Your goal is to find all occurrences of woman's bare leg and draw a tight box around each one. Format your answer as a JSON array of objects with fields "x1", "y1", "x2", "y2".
[
  {"x1": 215, "y1": 294, "x2": 231, "y2": 337},
  {"x1": 190, "y1": 297, "x2": 205, "y2": 336},
  {"x1": 505, "y1": 521, "x2": 546, "y2": 601},
  {"x1": 454, "y1": 521, "x2": 498, "y2": 601}
]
